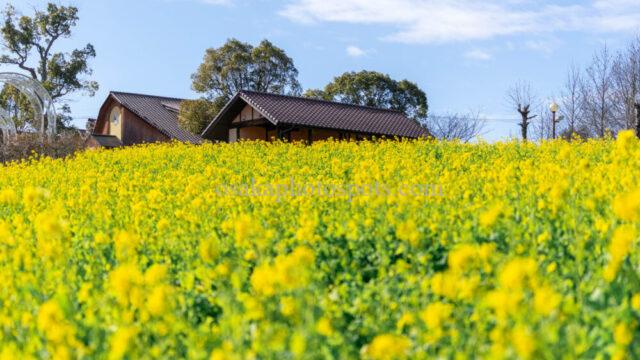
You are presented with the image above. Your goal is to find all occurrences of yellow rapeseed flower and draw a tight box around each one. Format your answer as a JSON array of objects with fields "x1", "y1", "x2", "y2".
[
  {"x1": 364, "y1": 334, "x2": 411, "y2": 360},
  {"x1": 2, "y1": 137, "x2": 640, "y2": 357},
  {"x1": 144, "y1": 264, "x2": 168, "y2": 285},
  {"x1": 114, "y1": 231, "x2": 141, "y2": 261},
  {"x1": 420, "y1": 302, "x2": 453, "y2": 329},
  {"x1": 109, "y1": 264, "x2": 143, "y2": 305},
  {"x1": 609, "y1": 226, "x2": 636, "y2": 264},
  {"x1": 616, "y1": 130, "x2": 637, "y2": 153},
  {"x1": 37, "y1": 300, "x2": 67, "y2": 343},
  {"x1": 22, "y1": 187, "x2": 49, "y2": 208},
  {"x1": 498, "y1": 258, "x2": 537, "y2": 290},
  {"x1": 146, "y1": 285, "x2": 171, "y2": 316},
  {"x1": 612, "y1": 190, "x2": 640, "y2": 222},
  {"x1": 109, "y1": 327, "x2": 138, "y2": 360},
  {"x1": 511, "y1": 326, "x2": 535, "y2": 359},
  {"x1": 396, "y1": 219, "x2": 420, "y2": 246},
  {"x1": 316, "y1": 317, "x2": 334, "y2": 337},
  {"x1": 479, "y1": 203, "x2": 503, "y2": 229},
  {"x1": 533, "y1": 285, "x2": 562, "y2": 316},
  {"x1": 631, "y1": 293, "x2": 640, "y2": 311},
  {"x1": 614, "y1": 323, "x2": 633, "y2": 347},
  {"x1": 0, "y1": 188, "x2": 17, "y2": 205}
]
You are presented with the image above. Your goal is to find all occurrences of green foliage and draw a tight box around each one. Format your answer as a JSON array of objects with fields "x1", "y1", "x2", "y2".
[
  {"x1": 191, "y1": 38, "x2": 301, "y2": 101},
  {"x1": 0, "y1": 84, "x2": 34, "y2": 130},
  {"x1": 302, "y1": 88, "x2": 329, "y2": 100},
  {"x1": 178, "y1": 98, "x2": 226, "y2": 135},
  {"x1": 0, "y1": 3, "x2": 98, "y2": 129},
  {"x1": 306, "y1": 70, "x2": 428, "y2": 121}
]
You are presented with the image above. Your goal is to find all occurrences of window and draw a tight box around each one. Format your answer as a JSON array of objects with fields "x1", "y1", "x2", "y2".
[
  {"x1": 109, "y1": 107, "x2": 122, "y2": 138},
  {"x1": 110, "y1": 108, "x2": 120, "y2": 126}
]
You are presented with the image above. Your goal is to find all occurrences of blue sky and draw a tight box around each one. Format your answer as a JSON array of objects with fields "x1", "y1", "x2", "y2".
[{"x1": 1, "y1": 0, "x2": 639, "y2": 139}]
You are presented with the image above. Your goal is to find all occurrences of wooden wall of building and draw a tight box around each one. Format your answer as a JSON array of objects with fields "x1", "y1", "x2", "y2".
[
  {"x1": 94, "y1": 98, "x2": 169, "y2": 146},
  {"x1": 238, "y1": 126, "x2": 266, "y2": 141},
  {"x1": 230, "y1": 125, "x2": 370, "y2": 143}
]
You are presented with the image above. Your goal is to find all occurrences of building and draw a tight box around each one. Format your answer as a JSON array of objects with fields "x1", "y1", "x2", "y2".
[
  {"x1": 88, "y1": 91, "x2": 201, "y2": 147},
  {"x1": 201, "y1": 91, "x2": 428, "y2": 142},
  {"x1": 89, "y1": 90, "x2": 428, "y2": 147}
]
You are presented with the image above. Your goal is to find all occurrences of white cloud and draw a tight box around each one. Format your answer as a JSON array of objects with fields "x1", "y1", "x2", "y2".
[
  {"x1": 346, "y1": 45, "x2": 366, "y2": 57},
  {"x1": 464, "y1": 49, "x2": 492, "y2": 61},
  {"x1": 524, "y1": 39, "x2": 561, "y2": 55},
  {"x1": 280, "y1": 0, "x2": 640, "y2": 44}
]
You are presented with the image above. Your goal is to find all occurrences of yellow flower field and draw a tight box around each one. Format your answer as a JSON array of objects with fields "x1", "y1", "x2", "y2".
[{"x1": 1, "y1": 133, "x2": 640, "y2": 359}]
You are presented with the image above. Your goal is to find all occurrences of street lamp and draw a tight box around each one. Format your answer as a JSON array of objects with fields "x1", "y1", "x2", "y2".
[{"x1": 550, "y1": 102, "x2": 560, "y2": 139}]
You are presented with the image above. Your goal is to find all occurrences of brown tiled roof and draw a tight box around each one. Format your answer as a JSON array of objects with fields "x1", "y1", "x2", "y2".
[
  {"x1": 110, "y1": 92, "x2": 201, "y2": 143},
  {"x1": 202, "y1": 91, "x2": 428, "y2": 139},
  {"x1": 88, "y1": 134, "x2": 123, "y2": 148}
]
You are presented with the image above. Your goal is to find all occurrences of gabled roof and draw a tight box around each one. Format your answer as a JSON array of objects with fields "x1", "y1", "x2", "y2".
[
  {"x1": 110, "y1": 92, "x2": 201, "y2": 143},
  {"x1": 202, "y1": 91, "x2": 428, "y2": 139},
  {"x1": 87, "y1": 134, "x2": 123, "y2": 148}
]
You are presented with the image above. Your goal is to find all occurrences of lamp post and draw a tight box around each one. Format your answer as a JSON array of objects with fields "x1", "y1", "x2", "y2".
[
  {"x1": 635, "y1": 94, "x2": 640, "y2": 139},
  {"x1": 550, "y1": 102, "x2": 560, "y2": 139}
]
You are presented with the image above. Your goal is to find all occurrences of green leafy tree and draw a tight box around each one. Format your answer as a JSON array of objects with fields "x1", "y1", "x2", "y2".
[
  {"x1": 192, "y1": 38, "x2": 301, "y2": 100},
  {"x1": 305, "y1": 70, "x2": 428, "y2": 121},
  {"x1": 0, "y1": 3, "x2": 98, "y2": 129},
  {"x1": 186, "y1": 39, "x2": 301, "y2": 135},
  {"x1": 302, "y1": 88, "x2": 327, "y2": 100},
  {"x1": 0, "y1": 85, "x2": 33, "y2": 130},
  {"x1": 178, "y1": 98, "x2": 227, "y2": 134}
]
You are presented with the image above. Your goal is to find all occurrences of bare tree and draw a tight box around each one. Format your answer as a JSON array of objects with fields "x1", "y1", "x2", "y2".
[
  {"x1": 532, "y1": 104, "x2": 554, "y2": 140},
  {"x1": 507, "y1": 81, "x2": 537, "y2": 141},
  {"x1": 559, "y1": 63, "x2": 583, "y2": 136},
  {"x1": 611, "y1": 36, "x2": 640, "y2": 132},
  {"x1": 582, "y1": 45, "x2": 616, "y2": 137},
  {"x1": 426, "y1": 111, "x2": 486, "y2": 142}
]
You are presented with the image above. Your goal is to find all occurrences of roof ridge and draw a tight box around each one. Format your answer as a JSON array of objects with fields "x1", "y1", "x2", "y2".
[
  {"x1": 239, "y1": 90, "x2": 405, "y2": 114},
  {"x1": 111, "y1": 91, "x2": 187, "y2": 102}
]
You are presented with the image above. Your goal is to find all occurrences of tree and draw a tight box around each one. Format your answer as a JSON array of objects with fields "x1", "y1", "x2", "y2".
[
  {"x1": 611, "y1": 36, "x2": 640, "y2": 132},
  {"x1": 559, "y1": 63, "x2": 583, "y2": 137},
  {"x1": 178, "y1": 97, "x2": 227, "y2": 134},
  {"x1": 532, "y1": 103, "x2": 563, "y2": 141},
  {"x1": 302, "y1": 88, "x2": 327, "y2": 100},
  {"x1": 305, "y1": 71, "x2": 428, "y2": 121},
  {"x1": 426, "y1": 112, "x2": 485, "y2": 142},
  {"x1": 507, "y1": 81, "x2": 537, "y2": 141},
  {"x1": 0, "y1": 3, "x2": 98, "y2": 129},
  {"x1": 192, "y1": 38, "x2": 301, "y2": 101},
  {"x1": 581, "y1": 45, "x2": 616, "y2": 137},
  {"x1": 187, "y1": 39, "x2": 301, "y2": 135},
  {"x1": 0, "y1": 85, "x2": 33, "y2": 131}
]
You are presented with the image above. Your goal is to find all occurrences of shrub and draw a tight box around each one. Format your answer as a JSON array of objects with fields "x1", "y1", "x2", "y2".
[{"x1": 0, "y1": 131, "x2": 87, "y2": 163}]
